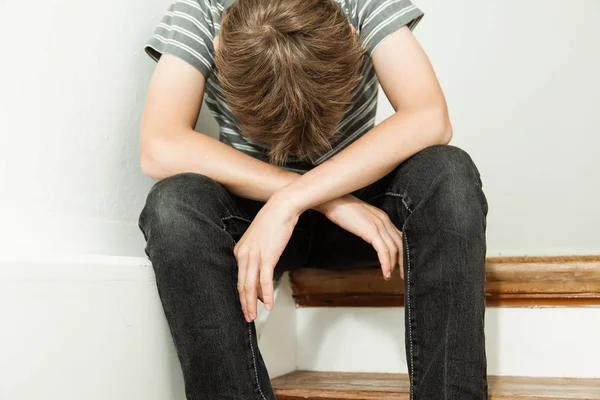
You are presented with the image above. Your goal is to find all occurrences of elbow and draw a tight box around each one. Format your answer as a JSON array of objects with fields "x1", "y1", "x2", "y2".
[
  {"x1": 430, "y1": 106, "x2": 453, "y2": 145},
  {"x1": 439, "y1": 116, "x2": 453, "y2": 145},
  {"x1": 140, "y1": 150, "x2": 157, "y2": 179},
  {"x1": 140, "y1": 136, "x2": 166, "y2": 180}
]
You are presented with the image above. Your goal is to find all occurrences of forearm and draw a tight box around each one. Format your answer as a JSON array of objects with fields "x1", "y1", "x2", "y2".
[
  {"x1": 277, "y1": 108, "x2": 452, "y2": 213},
  {"x1": 141, "y1": 129, "x2": 299, "y2": 202}
]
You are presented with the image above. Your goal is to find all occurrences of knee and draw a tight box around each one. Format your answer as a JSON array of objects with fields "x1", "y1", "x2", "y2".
[
  {"x1": 139, "y1": 173, "x2": 224, "y2": 235},
  {"x1": 419, "y1": 146, "x2": 487, "y2": 237}
]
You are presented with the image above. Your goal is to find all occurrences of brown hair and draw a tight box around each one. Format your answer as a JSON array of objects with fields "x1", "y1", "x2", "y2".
[{"x1": 216, "y1": 0, "x2": 365, "y2": 165}]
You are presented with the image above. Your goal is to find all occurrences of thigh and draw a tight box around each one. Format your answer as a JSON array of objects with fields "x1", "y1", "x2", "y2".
[{"x1": 139, "y1": 173, "x2": 312, "y2": 279}]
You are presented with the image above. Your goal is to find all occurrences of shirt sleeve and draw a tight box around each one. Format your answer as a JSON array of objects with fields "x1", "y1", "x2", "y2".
[
  {"x1": 357, "y1": 0, "x2": 424, "y2": 56},
  {"x1": 145, "y1": 0, "x2": 219, "y2": 78}
]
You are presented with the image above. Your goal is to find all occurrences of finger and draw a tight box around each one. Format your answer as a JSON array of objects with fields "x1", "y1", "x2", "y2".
[
  {"x1": 244, "y1": 253, "x2": 259, "y2": 322},
  {"x1": 376, "y1": 220, "x2": 398, "y2": 276},
  {"x1": 400, "y1": 260, "x2": 405, "y2": 280},
  {"x1": 236, "y1": 247, "x2": 249, "y2": 320},
  {"x1": 371, "y1": 206, "x2": 403, "y2": 279},
  {"x1": 369, "y1": 233, "x2": 391, "y2": 280},
  {"x1": 259, "y1": 261, "x2": 275, "y2": 311},
  {"x1": 382, "y1": 220, "x2": 403, "y2": 273},
  {"x1": 367, "y1": 207, "x2": 397, "y2": 275},
  {"x1": 257, "y1": 284, "x2": 264, "y2": 303},
  {"x1": 259, "y1": 267, "x2": 275, "y2": 312}
]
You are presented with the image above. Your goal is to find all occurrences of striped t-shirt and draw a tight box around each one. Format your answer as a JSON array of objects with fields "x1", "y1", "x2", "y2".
[{"x1": 146, "y1": 0, "x2": 424, "y2": 172}]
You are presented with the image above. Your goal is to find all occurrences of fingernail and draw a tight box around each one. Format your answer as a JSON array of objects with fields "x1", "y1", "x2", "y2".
[
  {"x1": 386, "y1": 273, "x2": 391, "y2": 280},
  {"x1": 265, "y1": 304, "x2": 272, "y2": 311}
]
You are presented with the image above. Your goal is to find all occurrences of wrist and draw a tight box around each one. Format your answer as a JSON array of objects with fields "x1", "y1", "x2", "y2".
[
  {"x1": 313, "y1": 198, "x2": 338, "y2": 215},
  {"x1": 314, "y1": 194, "x2": 354, "y2": 215},
  {"x1": 269, "y1": 188, "x2": 305, "y2": 218}
]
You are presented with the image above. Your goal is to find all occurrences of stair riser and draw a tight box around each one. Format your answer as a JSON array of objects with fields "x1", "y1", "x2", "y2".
[{"x1": 296, "y1": 307, "x2": 600, "y2": 378}]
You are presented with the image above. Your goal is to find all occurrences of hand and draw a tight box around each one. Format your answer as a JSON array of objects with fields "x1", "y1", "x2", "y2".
[
  {"x1": 234, "y1": 196, "x2": 299, "y2": 322},
  {"x1": 317, "y1": 195, "x2": 404, "y2": 280}
]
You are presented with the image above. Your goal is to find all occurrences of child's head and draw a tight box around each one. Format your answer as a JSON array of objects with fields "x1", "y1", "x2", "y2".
[{"x1": 216, "y1": 0, "x2": 365, "y2": 164}]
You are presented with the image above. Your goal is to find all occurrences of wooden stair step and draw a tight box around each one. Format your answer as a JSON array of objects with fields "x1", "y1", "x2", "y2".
[
  {"x1": 289, "y1": 256, "x2": 600, "y2": 307},
  {"x1": 272, "y1": 371, "x2": 600, "y2": 400}
]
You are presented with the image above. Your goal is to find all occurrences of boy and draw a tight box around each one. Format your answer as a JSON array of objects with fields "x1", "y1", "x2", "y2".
[{"x1": 138, "y1": 0, "x2": 488, "y2": 398}]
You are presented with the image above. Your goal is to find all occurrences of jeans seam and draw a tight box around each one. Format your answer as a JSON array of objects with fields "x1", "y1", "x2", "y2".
[
  {"x1": 405, "y1": 230, "x2": 415, "y2": 400},
  {"x1": 248, "y1": 324, "x2": 268, "y2": 400},
  {"x1": 221, "y1": 215, "x2": 253, "y2": 245},
  {"x1": 365, "y1": 192, "x2": 413, "y2": 213},
  {"x1": 381, "y1": 188, "x2": 415, "y2": 398},
  {"x1": 376, "y1": 189, "x2": 414, "y2": 397},
  {"x1": 384, "y1": 192, "x2": 413, "y2": 213}
]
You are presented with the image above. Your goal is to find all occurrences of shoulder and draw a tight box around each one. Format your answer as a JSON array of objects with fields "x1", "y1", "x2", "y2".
[
  {"x1": 334, "y1": 0, "x2": 360, "y2": 28},
  {"x1": 144, "y1": 0, "x2": 234, "y2": 78}
]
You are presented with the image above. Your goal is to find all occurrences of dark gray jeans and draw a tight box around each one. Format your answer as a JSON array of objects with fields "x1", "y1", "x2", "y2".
[{"x1": 139, "y1": 145, "x2": 489, "y2": 400}]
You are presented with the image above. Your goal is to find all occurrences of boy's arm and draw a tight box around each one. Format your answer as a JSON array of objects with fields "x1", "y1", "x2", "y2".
[
  {"x1": 140, "y1": 53, "x2": 299, "y2": 202},
  {"x1": 274, "y1": 26, "x2": 452, "y2": 212}
]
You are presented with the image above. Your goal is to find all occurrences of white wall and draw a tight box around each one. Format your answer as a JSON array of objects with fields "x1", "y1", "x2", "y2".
[
  {"x1": 297, "y1": 307, "x2": 600, "y2": 378},
  {"x1": 0, "y1": 0, "x2": 169, "y2": 257},
  {"x1": 1, "y1": 0, "x2": 598, "y2": 259},
  {"x1": 386, "y1": 0, "x2": 600, "y2": 256},
  {"x1": 1, "y1": 0, "x2": 598, "y2": 258}
]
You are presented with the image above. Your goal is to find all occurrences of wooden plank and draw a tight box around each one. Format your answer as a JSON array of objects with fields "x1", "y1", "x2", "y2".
[
  {"x1": 293, "y1": 294, "x2": 600, "y2": 307},
  {"x1": 272, "y1": 371, "x2": 600, "y2": 399},
  {"x1": 273, "y1": 371, "x2": 409, "y2": 400},
  {"x1": 290, "y1": 256, "x2": 600, "y2": 307}
]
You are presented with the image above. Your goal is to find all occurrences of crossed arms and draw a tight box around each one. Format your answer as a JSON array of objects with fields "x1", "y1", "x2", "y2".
[{"x1": 140, "y1": 26, "x2": 451, "y2": 322}]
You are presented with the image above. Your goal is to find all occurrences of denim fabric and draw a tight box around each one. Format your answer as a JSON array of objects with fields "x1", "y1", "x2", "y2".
[{"x1": 139, "y1": 145, "x2": 489, "y2": 400}]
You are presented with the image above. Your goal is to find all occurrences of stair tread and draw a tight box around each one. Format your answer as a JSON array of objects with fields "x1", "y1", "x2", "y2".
[
  {"x1": 289, "y1": 256, "x2": 600, "y2": 307},
  {"x1": 272, "y1": 371, "x2": 600, "y2": 399}
]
